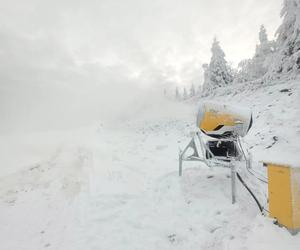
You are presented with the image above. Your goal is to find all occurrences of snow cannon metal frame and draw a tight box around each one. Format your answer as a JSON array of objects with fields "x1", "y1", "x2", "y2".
[{"x1": 179, "y1": 102, "x2": 253, "y2": 204}]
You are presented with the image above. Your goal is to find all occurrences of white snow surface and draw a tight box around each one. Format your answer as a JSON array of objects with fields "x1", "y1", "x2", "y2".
[{"x1": 0, "y1": 79, "x2": 300, "y2": 250}]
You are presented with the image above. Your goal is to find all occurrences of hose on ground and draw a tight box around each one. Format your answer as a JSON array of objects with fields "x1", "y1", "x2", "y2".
[{"x1": 236, "y1": 172, "x2": 264, "y2": 214}]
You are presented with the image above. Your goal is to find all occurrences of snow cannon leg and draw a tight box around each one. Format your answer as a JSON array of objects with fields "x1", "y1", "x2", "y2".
[
  {"x1": 231, "y1": 163, "x2": 237, "y2": 204},
  {"x1": 179, "y1": 150, "x2": 183, "y2": 176}
]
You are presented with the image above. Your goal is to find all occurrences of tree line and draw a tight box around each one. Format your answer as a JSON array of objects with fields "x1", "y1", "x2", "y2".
[{"x1": 175, "y1": 0, "x2": 300, "y2": 100}]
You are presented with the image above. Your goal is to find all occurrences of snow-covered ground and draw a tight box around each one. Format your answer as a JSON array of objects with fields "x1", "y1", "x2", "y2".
[{"x1": 0, "y1": 79, "x2": 299, "y2": 250}]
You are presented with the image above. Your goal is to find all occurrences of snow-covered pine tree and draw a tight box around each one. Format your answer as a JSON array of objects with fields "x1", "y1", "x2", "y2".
[
  {"x1": 252, "y1": 25, "x2": 275, "y2": 78},
  {"x1": 189, "y1": 84, "x2": 196, "y2": 97},
  {"x1": 235, "y1": 25, "x2": 275, "y2": 83},
  {"x1": 201, "y1": 63, "x2": 210, "y2": 94},
  {"x1": 259, "y1": 25, "x2": 268, "y2": 44},
  {"x1": 235, "y1": 59, "x2": 254, "y2": 83},
  {"x1": 197, "y1": 85, "x2": 202, "y2": 95},
  {"x1": 163, "y1": 88, "x2": 167, "y2": 97},
  {"x1": 183, "y1": 87, "x2": 188, "y2": 100},
  {"x1": 205, "y1": 38, "x2": 232, "y2": 91},
  {"x1": 175, "y1": 86, "x2": 180, "y2": 100},
  {"x1": 268, "y1": 0, "x2": 300, "y2": 77}
]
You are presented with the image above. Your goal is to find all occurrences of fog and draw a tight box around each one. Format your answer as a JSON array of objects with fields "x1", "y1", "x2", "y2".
[{"x1": 0, "y1": 0, "x2": 282, "y2": 133}]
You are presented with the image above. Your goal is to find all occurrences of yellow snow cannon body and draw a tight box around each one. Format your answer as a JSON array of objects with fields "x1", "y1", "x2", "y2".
[{"x1": 196, "y1": 102, "x2": 253, "y2": 138}]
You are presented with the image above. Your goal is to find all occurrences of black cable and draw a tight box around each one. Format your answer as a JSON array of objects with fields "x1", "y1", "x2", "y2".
[
  {"x1": 245, "y1": 160, "x2": 268, "y2": 184},
  {"x1": 263, "y1": 207, "x2": 269, "y2": 213},
  {"x1": 236, "y1": 172, "x2": 264, "y2": 213},
  {"x1": 237, "y1": 138, "x2": 268, "y2": 184},
  {"x1": 246, "y1": 166, "x2": 268, "y2": 184}
]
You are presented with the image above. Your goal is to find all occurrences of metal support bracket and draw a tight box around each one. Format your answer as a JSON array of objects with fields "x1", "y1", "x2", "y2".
[{"x1": 178, "y1": 131, "x2": 250, "y2": 204}]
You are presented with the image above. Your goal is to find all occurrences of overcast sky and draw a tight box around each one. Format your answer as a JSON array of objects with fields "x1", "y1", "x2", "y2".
[
  {"x1": 0, "y1": 0, "x2": 283, "y2": 88},
  {"x1": 0, "y1": 0, "x2": 284, "y2": 133}
]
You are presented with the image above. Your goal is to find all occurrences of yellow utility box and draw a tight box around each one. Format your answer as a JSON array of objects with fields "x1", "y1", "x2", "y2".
[{"x1": 266, "y1": 162, "x2": 300, "y2": 233}]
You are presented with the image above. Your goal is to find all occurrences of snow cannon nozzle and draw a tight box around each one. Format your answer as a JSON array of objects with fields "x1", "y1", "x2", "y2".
[{"x1": 196, "y1": 102, "x2": 252, "y2": 138}]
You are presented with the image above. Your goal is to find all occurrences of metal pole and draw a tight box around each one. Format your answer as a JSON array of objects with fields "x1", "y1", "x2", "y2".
[
  {"x1": 231, "y1": 163, "x2": 236, "y2": 204},
  {"x1": 179, "y1": 152, "x2": 182, "y2": 176}
]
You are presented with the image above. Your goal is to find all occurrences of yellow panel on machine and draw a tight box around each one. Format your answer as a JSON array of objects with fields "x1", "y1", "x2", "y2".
[
  {"x1": 197, "y1": 102, "x2": 252, "y2": 138},
  {"x1": 200, "y1": 111, "x2": 236, "y2": 131}
]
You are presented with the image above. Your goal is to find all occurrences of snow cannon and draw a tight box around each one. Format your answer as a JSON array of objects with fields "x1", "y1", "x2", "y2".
[
  {"x1": 179, "y1": 102, "x2": 253, "y2": 204},
  {"x1": 196, "y1": 102, "x2": 253, "y2": 138}
]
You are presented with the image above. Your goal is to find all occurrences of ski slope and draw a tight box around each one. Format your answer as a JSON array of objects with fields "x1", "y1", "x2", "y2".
[{"x1": 0, "y1": 79, "x2": 299, "y2": 250}]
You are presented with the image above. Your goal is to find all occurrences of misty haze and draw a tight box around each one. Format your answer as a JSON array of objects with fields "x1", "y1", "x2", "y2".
[{"x1": 0, "y1": 0, "x2": 300, "y2": 249}]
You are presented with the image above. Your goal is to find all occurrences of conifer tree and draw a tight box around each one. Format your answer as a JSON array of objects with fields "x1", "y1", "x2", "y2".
[
  {"x1": 209, "y1": 38, "x2": 232, "y2": 87},
  {"x1": 197, "y1": 85, "x2": 202, "y2": 95},
  {"x1": 202, "y1": 38, "x2": 232, "y2": 93},
  {"x1": 189, "y1": 84, "x2": 196, "y2": 97},
  {"x1": 175, "y1": 86, "x2": 180, "y2": 100},
  {"x1": 252, "y1": 25, "x2": 274, "y2": 78},
  {"x1": 235, "y1": 25, "x2": 275, "y2": 82},
  {"x1": 183, "y1": 87, "x2": 188, "y2": 100},
  {"x1": 269, "y1": 0, "x2": 300, "y2": 75}
]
